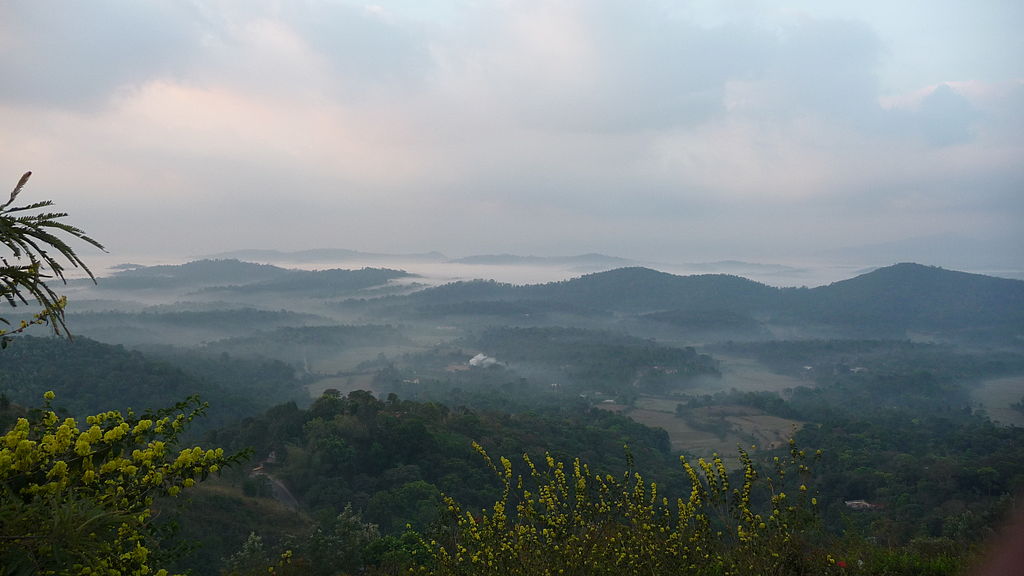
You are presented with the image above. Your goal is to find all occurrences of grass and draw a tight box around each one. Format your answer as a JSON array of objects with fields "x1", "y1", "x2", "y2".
[{"x1": 307, "y1": 373, "x2": 379, "y2": 397}]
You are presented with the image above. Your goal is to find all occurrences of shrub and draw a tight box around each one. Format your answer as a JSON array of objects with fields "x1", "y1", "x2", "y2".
[
  {"x1": 420, "y1": 440, "x2": 825, "y2": 575},
  {"x1": 0, "y1": 394, "x2": 243, "y2": 575}
]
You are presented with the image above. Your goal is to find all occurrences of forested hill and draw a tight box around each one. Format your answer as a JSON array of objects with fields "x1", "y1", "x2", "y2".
[
  {"x1": 91, "y1": 258, "x2": 411, "y2": 294},
  {"x1": 523, "y1": 267, "x2": 780, "y2": 312},
  {"x1": 0, "y1": 336, "x2": 308, "y2": 430},
  {"x1": 93, "y1": 259, "x2": 290, "y2": 289},
  {"x1": 403, "y1": 263, "x2": 1024, "y2": 341},
  {"x1": 785, "y1": 262, "x2": 1024, "y2": 334},
  {"x1": 408, "y1": 267, "x2": 777, "y2": 311},
  {"x1": 209, "y1": 390, "x2": 677, "y2": 531}
]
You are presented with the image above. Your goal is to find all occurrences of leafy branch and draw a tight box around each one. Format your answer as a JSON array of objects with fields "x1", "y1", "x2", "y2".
[{"x1": 0, "y1": 171, "x2": 104, "y2": 340}]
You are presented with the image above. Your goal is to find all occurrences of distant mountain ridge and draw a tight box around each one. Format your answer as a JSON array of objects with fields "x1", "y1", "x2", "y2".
[
  {"x1": 205, "y1": 248, "x2": 447, "y2": 263},
  {"x1": 93, "y1": 258, "x2": 411, "y2": 296},
  {"x1": 97, "y1": 259, "x2": 288, "y2": 289},
  {"x1": 205, "y1": 248, "x2": 635, "y2": 269},
  {"x1": 409, "y1": 263, "x2": 1024, "y2": 342},
  {"x1": 82, "y1": 259, "x2": 1024, "y2": 342},
  {"x1": 448, "y1": 253, "x2": 635, "y2": 267}
]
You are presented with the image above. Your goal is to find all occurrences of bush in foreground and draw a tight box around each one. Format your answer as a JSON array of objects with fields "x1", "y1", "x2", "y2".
[
  {"x1": 0, "y1": 394, "x2": 243, "y2": 575},
  {"x1": 418, "y1": 440, "x2": 824, "y2": 575}
]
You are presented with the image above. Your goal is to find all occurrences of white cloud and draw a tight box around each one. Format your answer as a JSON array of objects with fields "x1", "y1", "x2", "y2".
[{"x1": 0, "y1": 0, "x2": 1020, "y2": 264}]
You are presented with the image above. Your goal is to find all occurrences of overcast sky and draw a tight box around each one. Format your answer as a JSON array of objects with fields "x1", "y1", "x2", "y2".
[{"x1": 1, "y1": 0, "x2": 1021, "y2": 267}]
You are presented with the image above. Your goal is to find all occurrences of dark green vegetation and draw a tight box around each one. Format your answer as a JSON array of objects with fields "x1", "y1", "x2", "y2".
[
  {"x1": 0, "y1": 335, "x2": 308, "y2": 432},
  {"x1": 6, "y1": 257, "x2": 1024, "y2": 574},
  {"x1": 212, "y1": 391, "x2": 674, "y2": 527},
  {"x1": 703, "y1": 340, "x2": 1024, "y2": 545}
]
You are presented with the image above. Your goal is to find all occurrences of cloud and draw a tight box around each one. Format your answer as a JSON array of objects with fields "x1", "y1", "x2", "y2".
[
  {"x1": 0, "y1": 0, "x2": 1020, "y2": 265},
  {"x1": 0, "y1": 0, "x2": 204, "y2": 108},
  {"x1": 283, "y1": 2, "x2": 431, "y2": 91},
  {"x1": 914, "y1": 84, "x2": 979, "y2": 145},
  {"x1": 425, "y1": 0, "x2": 776, "y2": 133}
]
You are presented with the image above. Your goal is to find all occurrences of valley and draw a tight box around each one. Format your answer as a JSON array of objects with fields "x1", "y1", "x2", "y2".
[{"x1": 3, "y1": 256, "x2": 1023, "y2": 574}]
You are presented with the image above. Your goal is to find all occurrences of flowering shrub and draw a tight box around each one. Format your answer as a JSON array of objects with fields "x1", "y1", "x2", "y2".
[
  {"x1": 420, "y1": 440, "x2": 823, "y2": 576},
  {"x1": 0, "y1": 393, "x2": 242, "y2": 575}
]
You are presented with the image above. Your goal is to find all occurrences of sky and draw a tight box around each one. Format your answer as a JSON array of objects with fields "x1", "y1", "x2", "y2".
[{"x1": 1, "y1": 0, "x2": 1022, "y2": 268}]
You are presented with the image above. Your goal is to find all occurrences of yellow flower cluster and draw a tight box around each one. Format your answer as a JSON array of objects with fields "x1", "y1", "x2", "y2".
[
  {"x1": 0, "y1": 393, "x2": 237, "y2": 575},
  {"x1": 421, "y1": 441, "x2": 824, "y2": 576}
]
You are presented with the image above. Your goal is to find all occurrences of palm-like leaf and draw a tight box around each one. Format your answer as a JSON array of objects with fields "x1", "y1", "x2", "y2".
[{"x1": 0, "y1": 172, "x2": 104, "y2": 338}]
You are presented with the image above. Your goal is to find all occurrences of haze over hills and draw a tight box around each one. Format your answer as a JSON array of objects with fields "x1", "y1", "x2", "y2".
[
  {"x1": 84, "y1": 259, "x2": 412, "y2": 295},
  {"x1": 204, "y1": 249, "x2": 636, "y2": 268},
  {"x1": 393, "y1": 263, "x2": 1019, "y2": 344},
  {"x1": 204, "y1": 248, "x2": 447, "y2": 263},
  {"x1": 61, "y1": 259, "x2": 1024, "y2": 346},
  {"x1": 447, "y1": 253, "x2": 636, "y2": 267},
  {"x1": 78, "y1": 245, "x2": 1024, "y2": 290},
  {"x1": 818, "y1": 233, "x2": 1024, "y2": 274}
]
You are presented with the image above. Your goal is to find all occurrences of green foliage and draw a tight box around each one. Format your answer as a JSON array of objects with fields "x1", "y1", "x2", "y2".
[
  {"x1": 0, "y1": 393, "x2": 245, "y2": 575},
  {"x1": 0, "y1": 172, "x2": 104, "y2": 344},
  {"x1": 201, "y1": 390, "x2": 679, "y2": 557},
  {"x1": 203, "y1": 433, "x2": 968, "y2": 576}
]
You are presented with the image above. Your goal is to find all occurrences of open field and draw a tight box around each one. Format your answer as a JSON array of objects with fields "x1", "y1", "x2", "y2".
[
  {"x1": 971, "y1": 375, "x2": 1024, "y2": 427},
  {"x1": 307, "y1": 373, "x2": 378, "y2": 397},
  {"x1": 611, "y1": 392, "x2": 804, "y2": 467},
  {"x1": 310, "y1": 345, "x2": 424, "y2": 373},
  {"x1": 609, "y1": 355, "x2": 808, "y2": 463},
  {"x1": 686, "y1": 354, "x2": 809, "y2": 395},
  {"x1": 633, "y1": 396, "x2": 686, "y2": 412},
  {"x1": 626, "y1": 408, "x2": 747, "y2": 460},
  {"x1": 701, "y1": 406, "x2": 802, "y2": 450}
]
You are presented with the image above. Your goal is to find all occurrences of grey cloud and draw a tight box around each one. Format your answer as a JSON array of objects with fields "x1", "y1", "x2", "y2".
[
  {"x1": 0, "y1": 0, "x2": 205, "y2": 108},
  {"x1": 443, "y1": 7, "x2": 889, "y2": 135},
  {"x1": 583, "y1": 20, "x2": 775, "y2": 131},
  {"x1": 564, "y1": 5, "x2": 775, "y2": 131},
  {"x1": 915, "y1": 84, "x2": 978, "y2": 146},
  {"x1": 443, "y1": 1, "x2": 776, "y2": 133},
  {"x1": 769, "y1": 18, "x2": 882, "y2": 123},
  {"x1": 879, "y1": 84, "x2": 984, "y2": 147},
  {"x1": 284, "y1": 4, "x2": 431, "y2": 92},
  {"x1": 1, "y1": 1, "x2": 1018, "y2": 268}
]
